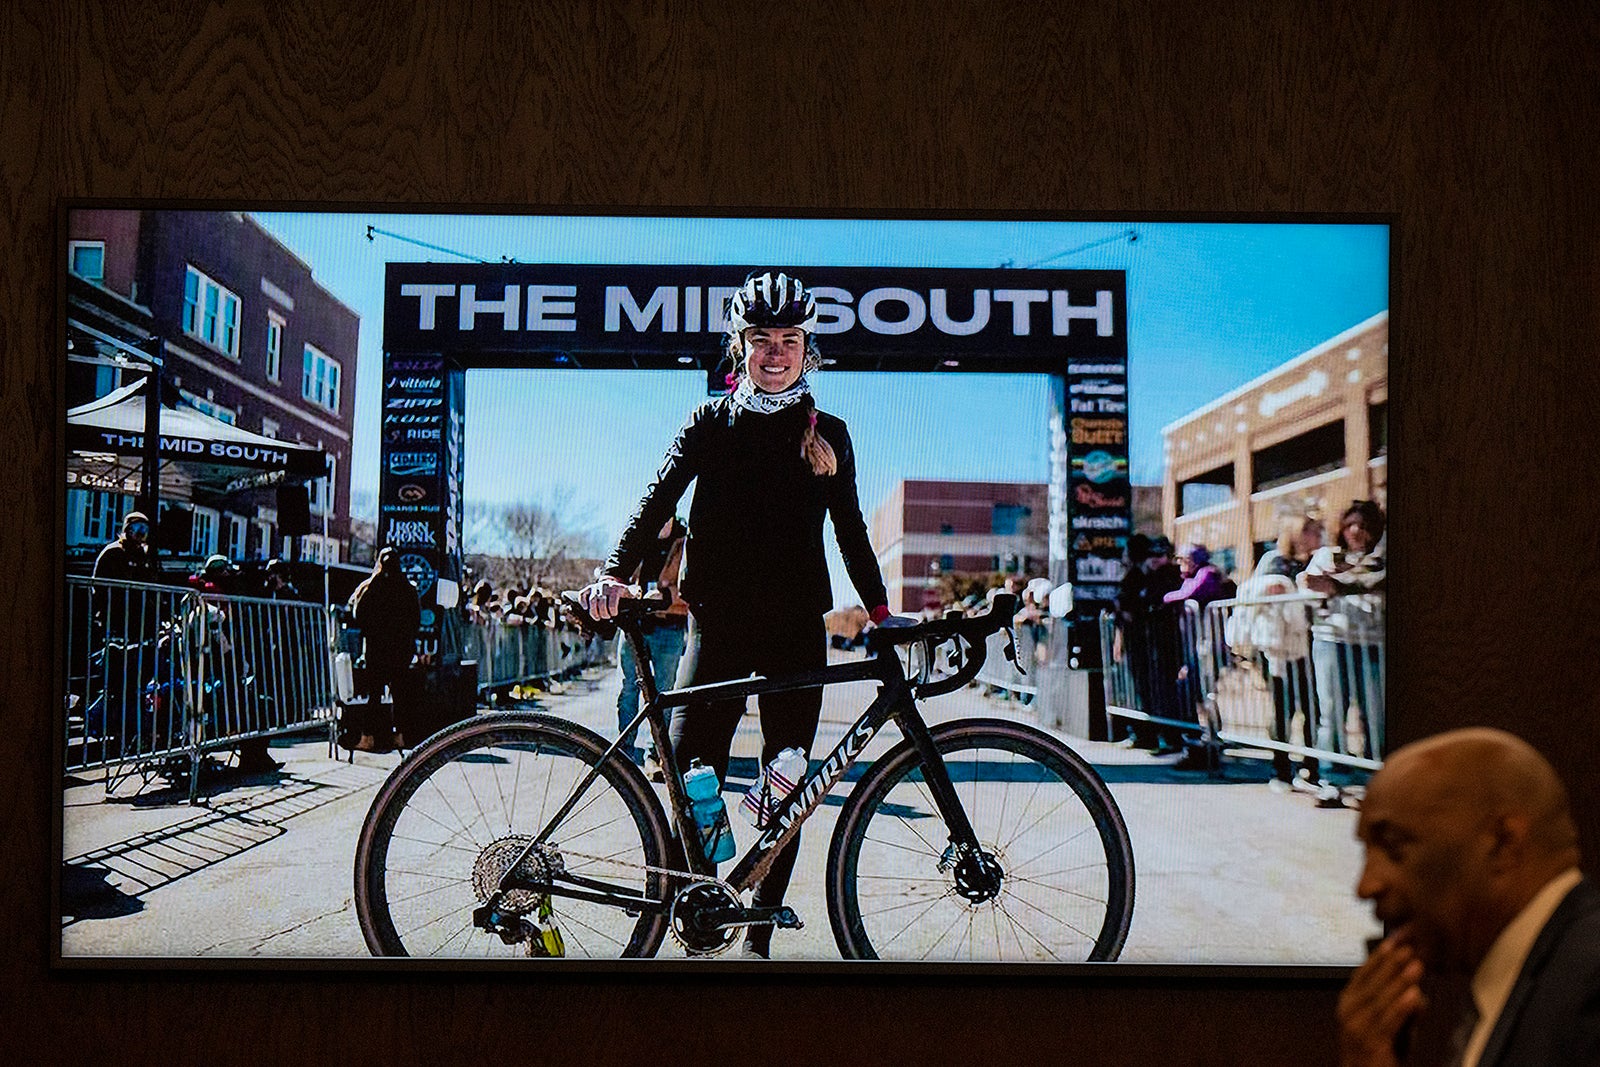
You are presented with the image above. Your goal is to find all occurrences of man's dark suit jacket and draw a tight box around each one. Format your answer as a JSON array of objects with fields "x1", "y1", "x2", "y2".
[{"x1": 1480, "y1": 876, "x2": 1600, "y2": 1066}]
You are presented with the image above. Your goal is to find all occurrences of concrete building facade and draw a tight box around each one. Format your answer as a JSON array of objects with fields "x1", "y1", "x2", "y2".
[{"x1": 1161, "y1": 310, "x2": 1388, "y2": 577}]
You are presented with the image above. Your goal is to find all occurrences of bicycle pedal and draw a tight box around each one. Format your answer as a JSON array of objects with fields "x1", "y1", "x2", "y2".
[{"x1": 738, "y1": 905, "x2": 803, "y2": 930}]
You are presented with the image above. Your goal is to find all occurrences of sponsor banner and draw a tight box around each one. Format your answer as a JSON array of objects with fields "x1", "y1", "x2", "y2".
[
  {"x1": 384, "y1": 263, "x2": 1126, "y2": 370},
  {"x1": 379, "y1": 352, "x2": 452, "y2": 654}
]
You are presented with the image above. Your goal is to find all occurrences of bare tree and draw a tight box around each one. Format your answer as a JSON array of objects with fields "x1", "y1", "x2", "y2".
[{"x1": 465, "y1": 487, "x2": 604, "y2": 590}]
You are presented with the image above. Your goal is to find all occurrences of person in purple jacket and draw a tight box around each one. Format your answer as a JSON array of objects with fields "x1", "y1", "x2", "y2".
[
  {"x1": 1163, "y1": 543, "x2": 1235, "y2": 769},
  {"x1": 1162, "y1": 543, "x2": 1230, "y2": 608}
]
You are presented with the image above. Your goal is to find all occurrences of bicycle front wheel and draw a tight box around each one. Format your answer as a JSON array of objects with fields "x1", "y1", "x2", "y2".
[
  {"x1": 355, "y1": 713, "x2": 672, "y2": 958},
  {"x1": 827, "y1": 718, "x2": 1134, "y2": 962}
]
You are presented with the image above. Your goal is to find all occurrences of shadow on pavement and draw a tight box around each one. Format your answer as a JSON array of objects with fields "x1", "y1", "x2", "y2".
[{"x1": 60, "y1": 862, "x2": 145, "y2": 921}]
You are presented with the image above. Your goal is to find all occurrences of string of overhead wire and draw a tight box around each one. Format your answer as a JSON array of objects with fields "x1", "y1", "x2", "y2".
[
  {"x1": 1015, "y1": 228, "x2": 1138, "y2": 269},
  {"x1": 365, "y1": 224, "x2": 517, "y2": 263}
]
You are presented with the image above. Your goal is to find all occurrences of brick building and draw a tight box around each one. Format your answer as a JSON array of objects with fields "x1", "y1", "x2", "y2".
[
  {"x1": 65, "y1": 209, "x2": 358, "y2": 567},
  {"x1": 870, "y1": 479, "x2": 1049, "y2": 613},
  {"x1": 1162, "y1": 310, "x2": 1388, "y2": 577}
]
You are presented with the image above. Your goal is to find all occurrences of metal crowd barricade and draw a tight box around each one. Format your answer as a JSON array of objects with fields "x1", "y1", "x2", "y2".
[
  {"x1": 64, "y1": 576, "x2": 337, "y2": 800},
  {"x1": 455, "y1": 615, "x2": 613, "y2": 695},
  {"x1": 974, "y1": 623, "x2": 1043, "y2": 702},
  {"x1": 1097, "y1": 600, "x2": 1211, "y2": 743},
  {"x1": 1100, "y1": 591, "x2": 1385, "y2": 773}
]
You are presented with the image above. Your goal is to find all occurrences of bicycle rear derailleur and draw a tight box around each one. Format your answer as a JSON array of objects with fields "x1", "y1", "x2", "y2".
[{"x1": 667, "y1": 879, "x2": 803, "y2": 956}]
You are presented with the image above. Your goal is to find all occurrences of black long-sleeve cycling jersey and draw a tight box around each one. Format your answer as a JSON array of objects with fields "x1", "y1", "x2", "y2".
[{"x1": 605, "y1": 395, "x2": 888, "y2": 622}]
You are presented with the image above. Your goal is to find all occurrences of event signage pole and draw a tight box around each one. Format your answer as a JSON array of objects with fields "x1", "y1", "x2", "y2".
[{"x1": 138, "y1": 333, "x2": 164, "y2": 552}]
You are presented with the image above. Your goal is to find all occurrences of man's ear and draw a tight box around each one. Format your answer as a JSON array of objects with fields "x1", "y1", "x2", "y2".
[{"x1": 1488, "y1": 812, "x2": 1532, "y2": 871}]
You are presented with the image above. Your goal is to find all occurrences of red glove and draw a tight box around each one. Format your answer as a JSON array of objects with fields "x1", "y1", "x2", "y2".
[{"x1": 869, "y1": 604, "x2": 891, "y2": 625}]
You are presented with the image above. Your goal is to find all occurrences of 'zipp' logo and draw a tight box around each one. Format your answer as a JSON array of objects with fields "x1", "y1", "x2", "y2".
[
  {"x1": 398, "y1": 483, "x2": 428, "y2": 503},
  {"x1": 386, "y1": 452, "x2": 437, "y2": 477},
  {"x1": 386, "y1": 518, "x2": 437, "y2": 547},
  {"x1": 385, "y1": 396, "x2": 443, "y2": 410}
]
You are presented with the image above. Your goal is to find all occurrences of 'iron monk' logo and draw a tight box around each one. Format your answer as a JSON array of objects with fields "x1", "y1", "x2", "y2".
[{"x1": 385, "y1": 518, "x2": 437, "y2": 547}]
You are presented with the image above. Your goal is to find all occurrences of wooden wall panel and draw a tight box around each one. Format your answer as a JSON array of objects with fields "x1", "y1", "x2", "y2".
[{"x1": 4, "y1": 1, "x2": 1597, "y2": 1062}]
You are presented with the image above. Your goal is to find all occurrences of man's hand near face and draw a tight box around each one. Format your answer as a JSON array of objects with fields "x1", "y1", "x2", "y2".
[{"x1": 1338, "y1": 928, "x2": 1427, "y2": 1067}]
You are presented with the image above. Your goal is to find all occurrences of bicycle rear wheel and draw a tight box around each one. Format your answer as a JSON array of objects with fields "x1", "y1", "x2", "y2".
[
  {"x1": 355, "y1": 713, "x2": 672, "y2": 958},
  {"x1": 827, "y1": 718, "x2": 1134, "y2": 962}
]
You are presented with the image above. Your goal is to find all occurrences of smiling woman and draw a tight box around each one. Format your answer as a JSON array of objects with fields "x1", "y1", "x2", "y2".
[{"x1": 579, "y1": 269, "x2": 893, "y2": 959}]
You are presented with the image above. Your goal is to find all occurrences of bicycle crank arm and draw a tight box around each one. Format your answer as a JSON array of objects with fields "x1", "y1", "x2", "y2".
[{"x1": 712, "y1": 905, "x2": 803, "y2": 931}]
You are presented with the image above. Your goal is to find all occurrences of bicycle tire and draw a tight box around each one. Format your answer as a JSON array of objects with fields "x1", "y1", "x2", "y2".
[
  {"x1": 826, "y1": 718, "x2": 1134, "y2": 963},
  {"x1": 354, "y1": 712, "x2": 673, "y2": 958}
]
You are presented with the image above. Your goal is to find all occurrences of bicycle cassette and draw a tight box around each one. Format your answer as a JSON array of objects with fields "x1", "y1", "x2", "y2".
[{"x1": 472, "y1": 834, "x2": 563, "y2": 916}]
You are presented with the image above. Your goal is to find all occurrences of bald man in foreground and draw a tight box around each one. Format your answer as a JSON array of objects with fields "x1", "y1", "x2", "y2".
[{"x1": 1339, "y1": 728, "x2": 1600, "y2": 1066}]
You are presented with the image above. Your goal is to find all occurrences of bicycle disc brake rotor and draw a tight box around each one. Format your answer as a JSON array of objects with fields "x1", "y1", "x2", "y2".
[
  {"x1": 667, "y1": 880, "x2": 743, "y2": 955},
  {"x1": 472, "y1": 835, "x2": 563, "y2": 915},
  {"x1": 940, "y1": 841, "x2": 1006, "y2": 904}
]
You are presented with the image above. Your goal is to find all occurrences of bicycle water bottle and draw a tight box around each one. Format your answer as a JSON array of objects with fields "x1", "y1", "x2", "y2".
[
  {"x1": 740, "y1": 746, "x2": 808, "y2": 828},
  {"x1": 684, "y1": 759, "x2": 736, "y2": 862}
]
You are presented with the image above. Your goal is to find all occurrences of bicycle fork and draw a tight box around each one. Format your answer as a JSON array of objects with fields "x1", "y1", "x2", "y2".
[{"x1": 891, "y1": 701, "x2": 1004, "y2": 903}]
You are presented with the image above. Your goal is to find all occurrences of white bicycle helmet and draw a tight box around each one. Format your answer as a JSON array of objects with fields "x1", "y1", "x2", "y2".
[{"x1": 725, "y1": 271, "x2": 818, "y2": 333}]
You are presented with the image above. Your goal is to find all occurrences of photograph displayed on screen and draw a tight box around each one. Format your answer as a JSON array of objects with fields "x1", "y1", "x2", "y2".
[{"x1": 59, "y1": 208, "x2": 1389, "y2": 968}]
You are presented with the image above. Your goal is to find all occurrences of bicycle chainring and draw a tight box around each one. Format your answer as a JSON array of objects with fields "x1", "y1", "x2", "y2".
[
  {"x1": 667, "y1": 879, "x2": 743, "y2": 956},
  {"x1": 472, "y1": 835, "x2": 564, "y2": 916}
]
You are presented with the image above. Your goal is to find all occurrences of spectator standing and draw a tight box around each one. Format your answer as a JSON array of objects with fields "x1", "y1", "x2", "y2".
[
  {"x1": 1236, "y1": 513, "x2": 1323, "y2": 789},
  {"x1": 1161, "y1": 543, "x2": 1234, "y2": 769},
  {"x1": 263, "y1": 558, "x2": 300, "y2": 600},
  {"x1": 1300, "y1": 500, "x2": 1387, "y2": 793},
  {"x1": 92, "y1": 510, "x2": 158, "y2": 581},
  {"x1": 345, "y1": 547, "x2": 421, "y2": 753},
  {"x1": 1140, "y1": 536, "x2": 1187, "y2": 753},
  {"x1": 89, "y1": 511, "x2": 158, "y2": 743},
  {"x1": 579, "y1": 271, "x2": 892, "y2": 959},
  {"x1": 615, "y1": 515, "x2": 691, "y2": 781}
]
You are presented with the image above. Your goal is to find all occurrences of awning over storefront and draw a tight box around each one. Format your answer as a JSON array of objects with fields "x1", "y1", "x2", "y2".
[{"x1": 67, "y1": 378, "x2": 328, "y2": 490}]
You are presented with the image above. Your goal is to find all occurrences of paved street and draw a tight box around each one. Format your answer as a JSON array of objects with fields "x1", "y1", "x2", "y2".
[{"x1": 60, "y1": 659, "x2": 1377, "y2": 965}]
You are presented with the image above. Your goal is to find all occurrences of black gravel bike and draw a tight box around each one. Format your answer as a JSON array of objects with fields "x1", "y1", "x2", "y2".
[{"x1": 354, "y1": 592, "x2": 1135, "y2": 962}]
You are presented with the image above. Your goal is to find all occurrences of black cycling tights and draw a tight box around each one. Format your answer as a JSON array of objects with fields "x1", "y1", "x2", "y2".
[{"x1": 668, "y1": 610, "x2": 826, "y2": 953}]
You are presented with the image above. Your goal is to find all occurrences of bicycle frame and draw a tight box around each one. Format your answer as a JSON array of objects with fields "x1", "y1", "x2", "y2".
[{"x1": 508, "y1": 620, "x2": 988, "y2": 913}]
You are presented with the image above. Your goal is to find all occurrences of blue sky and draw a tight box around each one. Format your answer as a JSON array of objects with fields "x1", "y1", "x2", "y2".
[{"x1": 254, "y1": 213, "x2": 1387, "y2": 597}]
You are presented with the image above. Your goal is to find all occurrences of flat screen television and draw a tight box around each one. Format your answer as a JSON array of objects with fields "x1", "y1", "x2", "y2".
[{"x1": 57, "y1": 205, "x2": 1390, "y2": 971}]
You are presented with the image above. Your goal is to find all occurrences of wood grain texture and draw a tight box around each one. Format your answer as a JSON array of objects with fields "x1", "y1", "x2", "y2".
[{"x1": 5, "y1": 0, "x2": 1599, "y2": 1062}]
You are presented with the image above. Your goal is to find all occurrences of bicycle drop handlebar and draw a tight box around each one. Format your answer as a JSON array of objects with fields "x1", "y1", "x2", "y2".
[{"x1": 561, "y1": 588, "x2": 1020, "y2": 700}]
